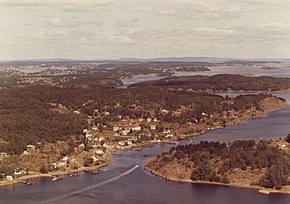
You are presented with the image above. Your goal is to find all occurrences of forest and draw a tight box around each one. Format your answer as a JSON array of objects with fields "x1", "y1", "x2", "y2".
[
  {"x1": 147, "y1": 140, "x2": 290, "y2": 189},
  {"x1": 131, "y1": 74, "x2": 290, "y2": 92},
  {"x1": 0, "y1": 73, "x2": 286, "y2": 155}
]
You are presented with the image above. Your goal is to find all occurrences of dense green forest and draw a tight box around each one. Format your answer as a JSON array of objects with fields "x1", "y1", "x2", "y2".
[
  {"x1": 148, "y1": 140, "x2": 290, "y2": 189},
  {"x1": 131, "y1": 74, "x2": 290, "y2": 92}
]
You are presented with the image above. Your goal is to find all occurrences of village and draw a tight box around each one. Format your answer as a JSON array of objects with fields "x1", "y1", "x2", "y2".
[{"x1": 1, "y1": 102, "x2": 282, "y2": 187}]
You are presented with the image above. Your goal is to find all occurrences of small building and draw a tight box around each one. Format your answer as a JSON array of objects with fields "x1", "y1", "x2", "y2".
[
  {"x1": 98, "y1": 136, "x2": 105, "y2": 142},
  {"x1": 6, "y1": 175, "x2": 13, "y2": 182},
  {"x1": 14, "y1": 168, "x2": 27, "y2": 176},
  {"x1": 127, "y1": 140, "x2": 133, "y2": 145},
  {"x1": 27, "y1": 144, "x2": 36, "y2": 151},
  {"x1": 147, "y1": 118, "x2": 152, "y2": 122},
  {"x1": 83, "y1": 129, "x2": 89, "y2": 134},
  {"x1": 91, "y1": 156, "x2": 99, "y2": 163},
  {"x1": 163, "y1": 129, "x2": 171, "y2": 134},
  {"x1": 132, "y1": 126, "x2": 141, "y2": 131},
  {"x1": 113, "y1": 126, "x2": 120, "y2": 132},
  {"x1": 95, "y1": 149, "x2": 105, "y2": 156},
  {"x1": 118, "y1": 141, "x2": 126, "y2": 146},
  {"x1": 150, "y1": 124, "x2": 157, "y2": 130}
]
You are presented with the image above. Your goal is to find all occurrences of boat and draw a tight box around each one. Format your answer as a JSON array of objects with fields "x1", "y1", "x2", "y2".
[
  {"x1": 89, "y1": 170, "x2": 99, "y2": 175},
  {"x1": 51, "y1": 176, "x2": 64, "y2": 181},
  {"x1": 69, "y1": 172, "x2": 80, "y2": 177},
  {"x1": 26, "y1": 181, "x2": 36, "y2": 186}
]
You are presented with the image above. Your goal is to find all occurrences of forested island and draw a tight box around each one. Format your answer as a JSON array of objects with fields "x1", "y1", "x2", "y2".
[
  {"x1": 131, "y1": 74, "x2": 290, "y2": 92},
  {"x1": 145, "y1": 139, "x2": 290, "y2": 194}
]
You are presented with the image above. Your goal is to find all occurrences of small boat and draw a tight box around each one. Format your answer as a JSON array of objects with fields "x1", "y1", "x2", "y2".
[
  {"x1": 51, "y1": 176, "x2": 64, "y2": 181},
  {"x1": 89, "y1": 170, "x2": 99, "y2": 175},
  {"x1": 26, "y1": 181, "x2": 36, "y2": 186},
  {"x1": 69, "y1": 172, "x2": 80, "y2": 177}
]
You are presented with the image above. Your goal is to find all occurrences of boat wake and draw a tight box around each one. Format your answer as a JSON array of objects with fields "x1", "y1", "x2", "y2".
[{"x1": 43, "y1": 165, "x2": 139, "y2": 203}]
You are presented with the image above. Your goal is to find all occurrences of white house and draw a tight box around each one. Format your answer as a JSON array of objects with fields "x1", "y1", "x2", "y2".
[
  {"x1": 132, "y1": 126, "x2": 141, "y2": 131},
  {"x1": 113, "y1": 126, "x2": 120, "y2": 132},
  {"x1": 14, "y1": 168, "x2": 26, "y2": 176},
  {"x1": 150, "y1": 124, "x2": 157, "y2": 130},
  {"x1": 95, "y1": 149, "x2": 105, "y2": 156}
]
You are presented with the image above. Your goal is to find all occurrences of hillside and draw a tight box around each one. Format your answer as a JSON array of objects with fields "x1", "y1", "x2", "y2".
[{"x1": 146, "y1": 140, "x2": 290, "y2": 192}]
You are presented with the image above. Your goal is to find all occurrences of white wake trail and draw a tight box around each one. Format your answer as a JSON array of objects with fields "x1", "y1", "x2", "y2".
[{"x1": 44, "y1": 165, "x2": 139, "y2": 203}]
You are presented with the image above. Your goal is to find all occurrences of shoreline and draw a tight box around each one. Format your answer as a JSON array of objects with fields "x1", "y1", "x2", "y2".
[
  {"x1": 0, "y1": 97, "x2": 288, "y2": 188},
  {"x1": 144, "y1": 165, "x2": 290, "y2": 195},
  {"x1": 0, "y1": 159, "x2": 112, "y2": 188}
]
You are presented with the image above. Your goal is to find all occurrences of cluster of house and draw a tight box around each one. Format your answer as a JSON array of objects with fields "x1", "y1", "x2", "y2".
[
  {"x1": 113, "y1": 118, "x2": 159, "y2": 137},
  {"x1": 23, "y1": 144, "x2": 36, "y2": 155},
  {"x1": 51, "y1": 156, "x2": 75, "y2": 169}
]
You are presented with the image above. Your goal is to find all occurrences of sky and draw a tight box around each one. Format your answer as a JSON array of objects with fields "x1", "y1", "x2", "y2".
[{"x1": 0, "y1": 0, "x2": 290, "y2": 60}]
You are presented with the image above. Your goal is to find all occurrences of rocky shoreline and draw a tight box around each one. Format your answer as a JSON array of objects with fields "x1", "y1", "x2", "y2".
[{"x1": 144, "y1": 166, "x2": 290, "y2": 195}]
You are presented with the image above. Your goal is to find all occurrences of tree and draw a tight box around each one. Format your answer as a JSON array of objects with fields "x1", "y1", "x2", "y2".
[
  {"x1": 286, "y1": 134, "x2": 290, "y2": 143},
  {"x1": 39, "y1": 164, "x2": 48, "y2": 174},
  {"x1": 83, "y1": 157, "x2": 93, "y2": 167}
]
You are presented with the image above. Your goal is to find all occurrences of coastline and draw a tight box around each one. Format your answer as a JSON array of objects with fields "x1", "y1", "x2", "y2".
[
  {"x1": 0, "y1": 159, "x2": 112, "y2": 188},
  {"x1": 0, "y1": 96, "x2": 288, "y2": 188},
  {"x1": 144, "y1": 166, "x2": 290, "y2": 195}
]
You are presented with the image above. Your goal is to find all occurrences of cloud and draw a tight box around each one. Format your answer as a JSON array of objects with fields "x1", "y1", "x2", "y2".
[
  {"x1": 0, "y1": 0, "x2": 111, "y2": 11},
  {"x1": 46, "y1": 17, "x2": 62, "y2": 27},
  {"x1": 115, "y1": 18, "x2": 139, "y2": 27},
  {"x1": 123, "y1": 0, "x2": 290, "y2": 20}
]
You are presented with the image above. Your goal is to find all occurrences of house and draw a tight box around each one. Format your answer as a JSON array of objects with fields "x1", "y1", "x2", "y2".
[
  {"x1": 53, "y1": 159, "x2": 67, "y2": 168},
  {"x1": 95, "y1": 149, "x2": 105, "y2": 156},
  {"x1": 14, "y1": 168, "x2": 27, "y2": 176},
  {"x1": 161, "y1": 109, "x2": 169, "y2": 114},
  {"x1": 147, "y1": 118, "x2": 152, "y2": 122},
  {"x1": 62, "y1": 156, "x2": 74, "y2": 162},
  {"x1": 91, "y1": 156, "x2": 99, "y2": 163},
  {"x1": 27, "y1": 144, "x2": 36, "y2": 152},
  {"x1": 86, "y1": 133, "x2": 93, "y2": 139},
  {"x1": 98, "y1": 136, "x2": 105, "y2": 142},
  {"x1": 132, "y1": 126, "x2": 141, "y2": 131},
  {"x1": 6, "y1": 176, "x2": 13, "y2": 182},
  {"x1": 150, "y1": 124, "x2": 157, "y2": 130},
  {"x1": 113, "y1": 126, "x2": 120, "y2": 132},
  {"x1": 118, "y1": 141, "x2": 126, "y2": 146},
  {"x1": 103, "y1": 143, "x2": 111, "y2": 148},
  {"x1": 163, "y1": 129, "x2": 171, "y2": 134},
  {"x1": 153, "y1": 118, "x2": 158, "y2": 122},
  {"x1": 165, "y1": 133, "x2": 174, "y2": 138}
]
